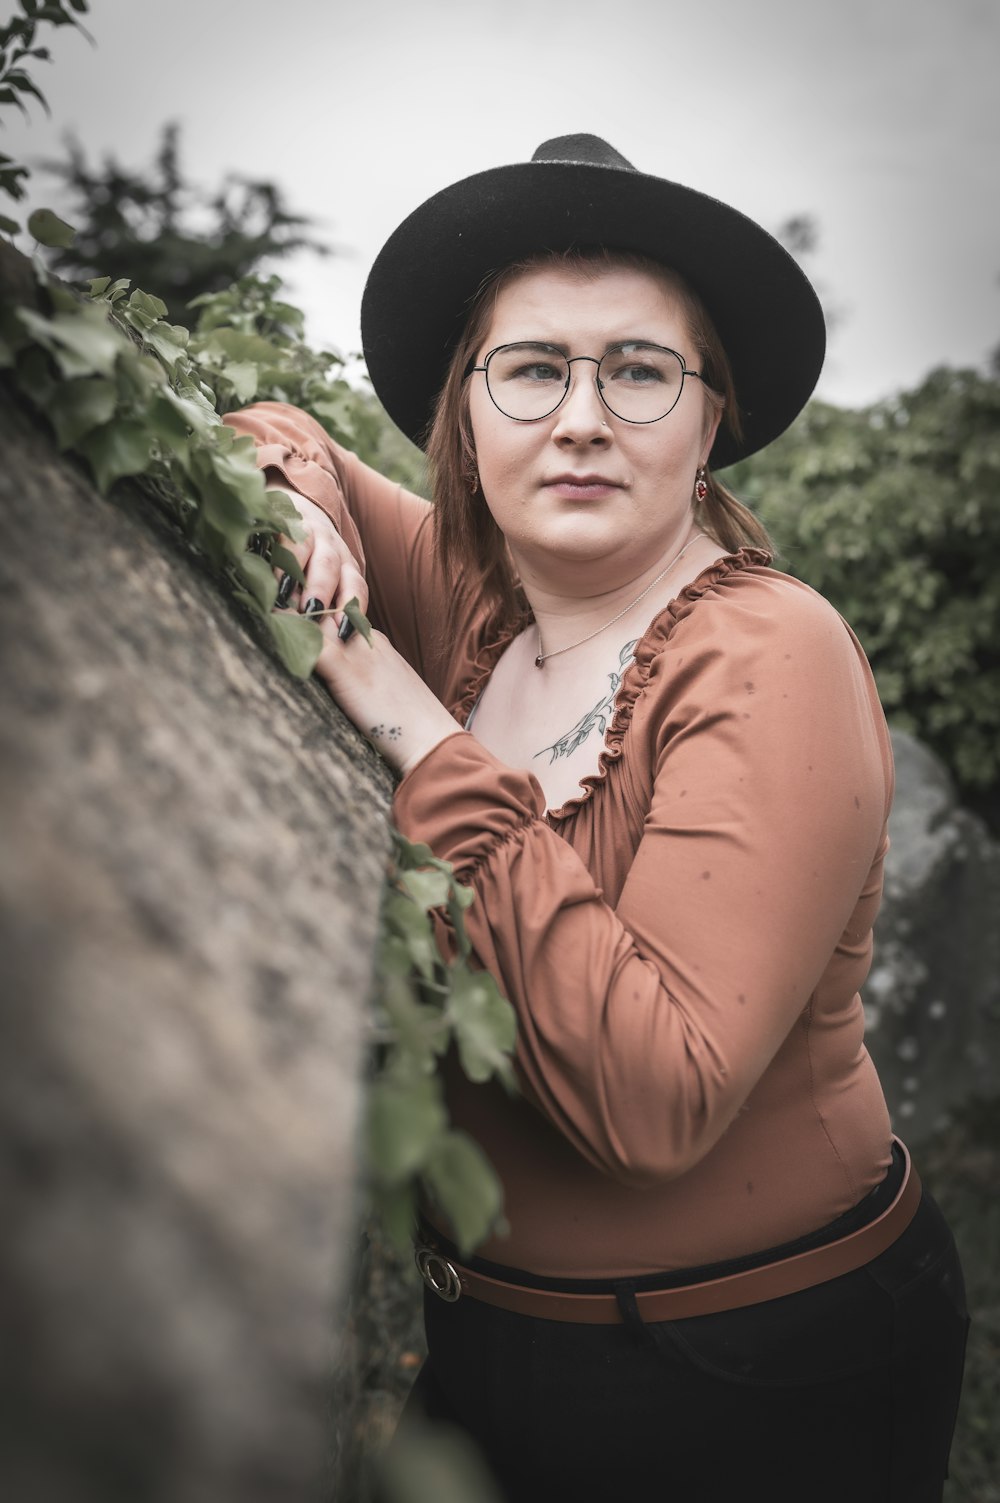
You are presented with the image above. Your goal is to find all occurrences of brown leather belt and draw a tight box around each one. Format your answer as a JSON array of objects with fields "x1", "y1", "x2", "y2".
[{"x1": 414, "y1": 1140, "x2": 921, "y2": 1324}]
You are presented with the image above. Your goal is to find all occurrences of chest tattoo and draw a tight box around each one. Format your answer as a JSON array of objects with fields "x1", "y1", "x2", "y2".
[{"x1": 534, "y1": 641, "x2": 639, "y2": 764}]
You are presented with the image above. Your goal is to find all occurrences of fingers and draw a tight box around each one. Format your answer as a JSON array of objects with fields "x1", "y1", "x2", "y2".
[
  {"x1": 332, "y1": 557, "x2": 369, "y2": 621},
  {"x1": 263, "y1": 496, "x2": 368, "y2": 625},
  {"x1": 297, "y1": 533, "x2": 362, "y2": 623}
]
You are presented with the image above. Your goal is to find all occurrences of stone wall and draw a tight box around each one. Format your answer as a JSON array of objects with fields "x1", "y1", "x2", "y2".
[{"x1": 0, "y1": 385, "x2": 393, "y2": 1502}]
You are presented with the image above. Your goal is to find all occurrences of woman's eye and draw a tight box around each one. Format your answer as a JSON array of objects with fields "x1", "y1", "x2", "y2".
[
  {"x1": 512, "y1": 363, "x2": 563, "y2": 383},
  {"x1": 614, "y1": 363, "x2": 664, "y2": 384}
]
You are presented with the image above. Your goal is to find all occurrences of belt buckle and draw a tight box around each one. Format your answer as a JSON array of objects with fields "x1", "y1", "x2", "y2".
[{"x1": 415, "y1": 1244, "x2": 462, "y2": 1302}]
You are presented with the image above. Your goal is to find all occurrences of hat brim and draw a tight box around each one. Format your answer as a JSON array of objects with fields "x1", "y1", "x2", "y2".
[{"x1": 361, "y1": 159, "x2": 825, "y2": 469}]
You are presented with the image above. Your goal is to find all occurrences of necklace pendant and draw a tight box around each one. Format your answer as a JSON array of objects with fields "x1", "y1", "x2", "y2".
[{"x1": 534, "y1": 654, "x2": 545, "y2": 668}]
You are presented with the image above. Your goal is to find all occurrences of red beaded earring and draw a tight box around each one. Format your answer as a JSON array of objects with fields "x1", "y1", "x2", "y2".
[{"x1": 695, "y1": 467, "x2": 708, "y2": 503}]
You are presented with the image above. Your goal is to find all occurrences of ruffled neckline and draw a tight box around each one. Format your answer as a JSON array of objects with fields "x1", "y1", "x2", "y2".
[{"x1": 454, "y1": 547, "x2": 772, "y2": 822}]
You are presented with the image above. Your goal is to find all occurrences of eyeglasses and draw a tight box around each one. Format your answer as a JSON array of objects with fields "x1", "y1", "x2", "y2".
[{"x1": 465, "y1": 341, "x2": 707, "y2": 425}]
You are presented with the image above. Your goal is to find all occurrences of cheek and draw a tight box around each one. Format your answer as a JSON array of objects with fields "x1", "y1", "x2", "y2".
[{"x1": 470, "y1": 404, "x2": 532, "y2": 500}]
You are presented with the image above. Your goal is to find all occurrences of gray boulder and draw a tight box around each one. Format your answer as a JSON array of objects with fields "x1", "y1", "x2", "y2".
[{"x1": 865, "y1": 729, "x2": 1000, "y2": 1141}]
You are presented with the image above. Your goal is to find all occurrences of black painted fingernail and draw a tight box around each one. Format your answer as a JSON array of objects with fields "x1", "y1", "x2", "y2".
[
  {"x1": 303, "y1": 597, "x2": 324, "y2": 618},
  {"x1": 248, "y1": 532, "x2": 264, "y2": 554},
  {"x1": 338, "y1": 615, "x2": 356, "y2": 642},
  {"x1": 276, "y1": 573, "x2": 295, "y2": 607}
]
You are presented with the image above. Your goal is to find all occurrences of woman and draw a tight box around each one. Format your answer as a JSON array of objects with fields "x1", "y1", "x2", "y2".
[{"x1": 226, "y1": 135, "x2": 967, "y2": 1502}]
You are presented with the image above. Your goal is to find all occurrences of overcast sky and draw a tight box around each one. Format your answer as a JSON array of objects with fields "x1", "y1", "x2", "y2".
[{"x1": 6, "y1": 0, "x2": 999, "y2": 410}]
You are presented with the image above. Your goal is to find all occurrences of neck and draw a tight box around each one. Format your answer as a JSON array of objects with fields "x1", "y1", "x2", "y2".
[{"x1": 519, "y1": 523, "x2": 708, "y2": 663}]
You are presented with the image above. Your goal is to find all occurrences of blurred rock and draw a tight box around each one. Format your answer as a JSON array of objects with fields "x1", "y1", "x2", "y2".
[
  {"x1": 865, "y1": 729, "x2": 1000, "y2": 1142},
  {"x1": 0, "y1": 387, "x2": 393, "y2": 1502}
]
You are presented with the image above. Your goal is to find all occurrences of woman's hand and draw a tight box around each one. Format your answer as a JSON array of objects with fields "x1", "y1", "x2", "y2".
[
  {"x1": 266, "y1": 484, "x2": 368, "y2": 623},
  {"x1": 311, "y1": 616, "x2": 462, "y2": 777},
  {"x1": 261, "y1": 484, "x2": 460, "y2": 775}
]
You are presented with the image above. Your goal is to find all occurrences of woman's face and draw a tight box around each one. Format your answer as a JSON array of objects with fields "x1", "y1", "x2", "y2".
[{"x1": 468, "y1": 263, "x2": 721, "y2": 587}]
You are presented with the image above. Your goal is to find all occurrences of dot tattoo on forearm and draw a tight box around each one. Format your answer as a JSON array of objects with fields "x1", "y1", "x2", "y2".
[{"x1": 369, "y1": 724, "x2": 402, "y2": 742}]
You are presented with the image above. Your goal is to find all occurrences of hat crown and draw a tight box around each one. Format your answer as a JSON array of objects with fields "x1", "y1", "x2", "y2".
[{"x1": 531, "y1": 133, "x2": 636, "y2": 172}]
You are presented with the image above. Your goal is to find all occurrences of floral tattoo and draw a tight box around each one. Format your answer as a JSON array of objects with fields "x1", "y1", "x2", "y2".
[{"x1": 534, "y1": 641, "x2": 638, "y2": 763}]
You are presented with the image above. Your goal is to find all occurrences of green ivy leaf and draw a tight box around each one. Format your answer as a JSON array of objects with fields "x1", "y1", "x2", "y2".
[
  {"x1": 269, "y1": 542, "x2": 305, "y2": 586},
  {"x1": 87, "y1": 276, "x2": 110, "y2": 296},
  {"x1": 383, "y1": 890, "x2": 439, "y2": 981},
  {"x1": 379, "y1": 931, "x2": 420, "y2": 978},
  {"x1": 423, "y1": 1130, "x2": 504, "y2": 1255},
  {"x1": 0, "y1": 213, "x2": 20, "y2": 237},
  {"x1": 141, "y1": 320, "x2": 189, "y2": 371},
  {"x1": 160, "y1": 381, "x2": 218, "y2": 440},
  {"x1": 78, "y1": 417, "x2": 153, "y2": 493},
  {"x1": 392, "y1": 832, "x2": 440, "y2": 870},
  {"x1": 237, "y1": 551, "x2": 278, "y2": 613},
  {"x1": 370, "y1": 1182, "x2": 418, "y2": 1251},
  {"x1": 122, "y1": 287, "x2": 168, "y2": 326},
  {"x1": 446, "y1": 966, "x2": 517, "y2": 1085},
  {"x1": 49, "y1": 374, "x2": 117, "y2": 450},
  {"x1": 262, "y1": 486, "x2": 306, "y2": 541},
  {"x1": 145, "y1": 390, "x2": 193, "y2": 464},
  {"x1": 266, "y1": 609, "x2": 322, "y2": 678},
  {"x1": 198, "y1": 327, "x2": 280, "y2": 365},
  {"x1": 400, "y1": 867, "x2": 452, "y2": 911},
  {"x1": 343, "y1": 595, "x2": 373, "y2": 645},
  {"x1": 191, "y1": 456, "x2": 256, "y2": 560},
  {"x1": 230, "y1": 588, "x2": 266, "y2": 620},
  {"x1": 16, "y1": 302, "x2": 121, "y2": 379},
  {"x1": 27, "y1": 206, "x2": 75, "y2": 248},
  {"x1": 206, "y1": 434, "x2": 272, "y2": 520},
  {"x1": 367, "y1": 1075, "x2": 446, "y2": 1188},
  {"x1": 379, "y1": 975, "x2": 448, "y2": 1074},
  {"x1": 220, "y1": 360, "x2": 258, "y2": 403}
]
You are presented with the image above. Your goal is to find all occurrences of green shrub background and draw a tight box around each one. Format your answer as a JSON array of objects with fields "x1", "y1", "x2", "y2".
[{"x1": 732, "y1": 368, "x2": 1000, "y2": 822}]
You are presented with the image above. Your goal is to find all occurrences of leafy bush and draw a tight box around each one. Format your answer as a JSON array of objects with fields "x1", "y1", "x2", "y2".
[
  {"x1": 39, "y1": 123, "x2": 328, "y2": 321},
  {"x1": 732, "y1": 366, "x2": 1000, "y2": 806}
]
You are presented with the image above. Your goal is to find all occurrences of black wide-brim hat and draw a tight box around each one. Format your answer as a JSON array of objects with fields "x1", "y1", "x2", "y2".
[{"x1": 361, "y1": 134, "x2": 825, "y2": 469}]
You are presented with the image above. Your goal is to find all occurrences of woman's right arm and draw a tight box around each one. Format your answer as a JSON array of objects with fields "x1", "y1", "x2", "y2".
[{"x1": 224, "y1": 402, "x2": 452, "y2": 689}]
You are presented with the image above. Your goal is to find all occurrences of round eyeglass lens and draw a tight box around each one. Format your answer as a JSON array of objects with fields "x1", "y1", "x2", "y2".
[
  {"x1": 485, "y1": 344, "x2": 569, "y2": 420},
  {"x1": 484, "y1": 342, "x2": 687, "y2": 422},
  {"x1": 597, "y1": 343, "x2": 686, "y2": 422}
]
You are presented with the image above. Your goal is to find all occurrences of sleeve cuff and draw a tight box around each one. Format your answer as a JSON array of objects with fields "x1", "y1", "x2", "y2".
[{"x1": 392, "y1": 731, "x2": 547, "y2": 875}]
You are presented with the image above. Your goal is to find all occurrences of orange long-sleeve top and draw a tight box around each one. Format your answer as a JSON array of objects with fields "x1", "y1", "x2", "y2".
[{"x1": 226, "y1": 402, "x2": 894, "y2": 1278}]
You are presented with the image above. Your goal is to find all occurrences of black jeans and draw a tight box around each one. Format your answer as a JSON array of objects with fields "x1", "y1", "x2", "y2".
[{"x1": 399, "y1": 1181, "x2": 969, "y2": 1502}]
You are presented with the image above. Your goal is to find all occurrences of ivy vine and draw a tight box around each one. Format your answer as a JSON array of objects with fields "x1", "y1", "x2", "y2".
[{"x1": 0, "y1": 0, "x2": 516, "y2": 1255}]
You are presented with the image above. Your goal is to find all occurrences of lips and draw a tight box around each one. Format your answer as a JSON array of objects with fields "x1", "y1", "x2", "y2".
[
  {"x1": 542, "y1": 473, "x2": 624, "y2": 498},
  {"x1": 545, "y1": 473, "x2": 622, "y2": 487}
]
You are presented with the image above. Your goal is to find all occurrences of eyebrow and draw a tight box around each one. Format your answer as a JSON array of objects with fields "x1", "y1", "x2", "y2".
[{"x1": 506, "y1": 337, "x2": 672, "y2": 354}]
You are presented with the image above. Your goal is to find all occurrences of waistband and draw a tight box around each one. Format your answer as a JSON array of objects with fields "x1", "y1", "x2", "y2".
[{"x1": 414, "y1": 1138, "x2": 921, "y2": 1325}]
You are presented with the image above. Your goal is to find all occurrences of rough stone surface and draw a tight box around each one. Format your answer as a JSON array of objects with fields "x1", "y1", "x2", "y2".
[
  {"x1": 866, "y1": 729, "x2": 1000, "y2": 1141},
  {"x1": 0, "y1": 378, "x2": 394, "y2": 1502}
]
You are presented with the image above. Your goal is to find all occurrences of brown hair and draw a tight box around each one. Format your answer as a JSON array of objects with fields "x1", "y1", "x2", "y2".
[{"x1": 426, "y1": 247, "x2": 772, "y2": 628}]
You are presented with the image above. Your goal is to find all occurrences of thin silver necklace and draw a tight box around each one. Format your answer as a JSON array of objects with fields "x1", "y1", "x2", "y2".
[{"x1": 534, "y1": 532, "x2": 706, "y2": 668}]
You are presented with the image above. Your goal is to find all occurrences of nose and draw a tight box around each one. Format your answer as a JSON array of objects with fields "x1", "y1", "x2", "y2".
[{"x1": 550, "y1": 356, "x2": 609, "y2": 443}]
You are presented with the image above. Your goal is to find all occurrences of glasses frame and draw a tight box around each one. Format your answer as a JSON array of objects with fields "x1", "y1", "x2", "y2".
[{"x1": 464, "y1": 340, "x2": 707, "y2": 425}]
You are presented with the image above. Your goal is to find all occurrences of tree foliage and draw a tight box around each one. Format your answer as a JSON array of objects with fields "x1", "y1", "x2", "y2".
[
  {"x1": 733, "y1": 365, "x2": 1000, "y2": 814},
  {"x1": 0, "y1": 0, "x2": 91, "y2": 230},
  {"x1": 36, "y1": 122, "x2": 328, "y2": 319}
]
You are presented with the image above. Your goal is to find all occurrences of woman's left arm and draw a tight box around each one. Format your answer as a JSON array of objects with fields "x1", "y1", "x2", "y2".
[
  {"x1": 387, "y1": 570, "x2": 894, "y2": 1186},
  {"x1": 310, "y1": 613, "x2": 468, "y2": 773}
]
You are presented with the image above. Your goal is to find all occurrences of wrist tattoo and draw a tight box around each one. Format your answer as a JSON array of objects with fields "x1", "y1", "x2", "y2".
[{"x1": 369, "y1": 724, "x2": 402, "y2": 743}]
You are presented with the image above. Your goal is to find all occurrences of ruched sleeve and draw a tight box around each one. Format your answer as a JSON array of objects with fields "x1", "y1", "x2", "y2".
[
  {"x1": 392, "y1": 563, "x2": 894, "y2": 1188},
  {"x1": 223, "y1": 402, "x2": 476, "y2": 697}
]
